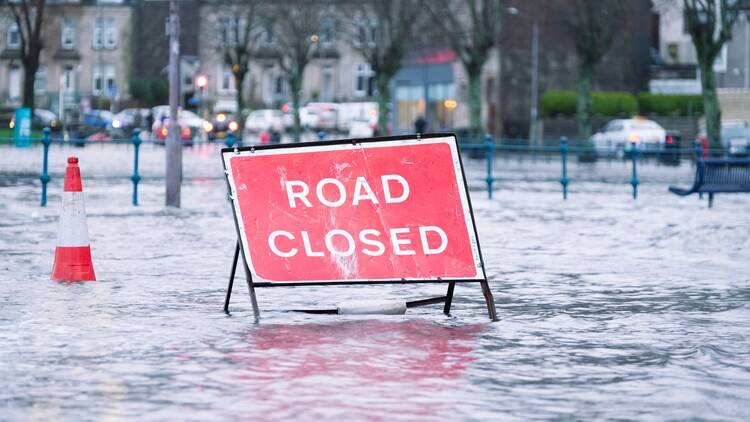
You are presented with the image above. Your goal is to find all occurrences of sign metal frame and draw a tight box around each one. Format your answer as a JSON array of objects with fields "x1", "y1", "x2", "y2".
[{"x1": 221, "y1": 133, "x2": 497, "y2": 321}]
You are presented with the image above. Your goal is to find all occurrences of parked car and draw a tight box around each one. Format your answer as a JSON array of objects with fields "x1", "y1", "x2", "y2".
[
  {"x1": 697, "y1": 120, "x2": 750, "y2": 156},
  {"x1": 244, "y1": 109, "x2": 284, "y2": 133},
  {"x1": 207, "y1": 111, "x2": 240, "y2": 141},
  {"x1": 591, "y1": 117, "x2": 666, "y2": 157},
  {"x1": 109, "y1": 108, "x2": 150, "y2": 135},
  {"x1": 337, "y1": 102, "x2": 378, "y2": 132},
  {"x1": 33, "y1": 108, "x2": 61, "y2": 131},
  {"x1": 304, "y1": 102, "x2": 338, "y2": 130},
  {"x1": 348, "y1": 117, "x2": 376, "y2": 138},
  {"x1": 82, "y1": 110, "x2": 114, "y2": 132},
  {"x1": 279, "y1": 104, "x2": 330, "y2": 130},
  {"x1": 151, "y1": 107, "x2": 208, "y2": 145},
  {"x1": 8, "y1": 108, "x2": 61, "y2": 132}
]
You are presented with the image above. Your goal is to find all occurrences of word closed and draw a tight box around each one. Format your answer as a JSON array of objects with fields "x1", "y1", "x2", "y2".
[{"x1": 225, "y1": 138, "x2": 482, "y2": 283}]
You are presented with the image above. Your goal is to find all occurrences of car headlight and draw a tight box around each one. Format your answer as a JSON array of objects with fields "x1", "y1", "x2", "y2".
[
  {"x1": 112, "y1": 119, "x2": 121, "y2": 129},
  {"x1": 203, "y1": 121, "x2": 214, "y2": 132},
  {"x1": 228, "y1": 121, "x2": 238, "y2": 132}
]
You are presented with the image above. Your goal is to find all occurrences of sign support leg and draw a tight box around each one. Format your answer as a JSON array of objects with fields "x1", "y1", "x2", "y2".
[
  {"x1": 241, "y1": 251, "x2": 261, "y2": 323},
  {"x1": 223, "y1": 241, "x2": 240, "y2": 314},
  {"x1": 480, "y1": 280, "x2": 498, "y2": 321},
  {"x1": 443, "y1": 282, "x2": 455, "y2": 314}
]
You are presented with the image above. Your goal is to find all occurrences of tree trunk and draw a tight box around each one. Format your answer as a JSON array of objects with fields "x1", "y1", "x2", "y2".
[
  {"x1": 467, "y1": 68, "x2": 482, "y2": 136},
  {"x1": 234, "y1": 72, "x2": 245, "y2": 131},
  {"x1": 22, "y1": 64, "x2": 37, "y2": 110},
  {"x1": 375, "y1": 72, "x2": 390, "y2": 136},
  {"x1": 700, "y1": 62, "x2": 722, "y2": 153},
  {"x1": 291, "y1": 74, "x2": 302, "y2": 142},
  {"x1": 576, "y1": 60, "x2": 594, "y2": 144}
]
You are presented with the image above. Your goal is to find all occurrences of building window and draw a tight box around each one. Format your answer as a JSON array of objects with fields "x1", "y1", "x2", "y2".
[
  {"x1": 35, "y1": 66, "x2": 46, "y2": 94},
  {"x1": 354, "y1": 63, "x2": 374, "y2": 97},
  {"x1": 93, "y1": 19, "x2": 104, "y2": 49},
  {"x1": 262, "y1": 65, "x2": 273, "y2": 103},
  {"x1": 320, "y1": 18, "x2": 334, "y2": 47},
  {"x1": 61, "y1": 19, "x2": 75, "y2": 49},
  {"x1": 395, "y1": 84, "x2": 424, "y2": 130},
  {"x1": 62, "y1": 65, "x2": 75, "y2": 93},
  {"x1": 93, "y1": 64, "x2": 116, "y2": 96},
  {"x1": 275, "y1": 76, "x2": 285, "y2": 96},
  {"x1": 428, "y1": 82, "x2": 455, "y2": 129},
  {"x1": 261, "y1": 22, "x2": 275, "y2": 46},
  {"x1": 93, "y1": 18, "x2": 116, "y2": 49},
  {"x1": 218, "y1": 64, "x2": 235, "y2": 94},
  {"x1": 9, "y1": 65, "x2": 21, "y2": 100},
  {"x1": 354, "y1": 18, "x2": 375, "y2": 48},
  {"x1": 218, "y1": 16, "x2": 239, "y2": 47},
  {"x1": 105, "y1": 19, "x2": 117, "y2": 48},
  {"x1": 7, "y1": 21, "x2": 20, "y2": 49},
  {"x1": 321, "y1": 65, "x2": 333, "y2": 101}
]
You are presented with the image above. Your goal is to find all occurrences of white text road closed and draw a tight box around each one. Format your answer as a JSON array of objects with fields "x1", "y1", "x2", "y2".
[{"x1": 224, "y1": 137, "x2": 483, "y2": 283}]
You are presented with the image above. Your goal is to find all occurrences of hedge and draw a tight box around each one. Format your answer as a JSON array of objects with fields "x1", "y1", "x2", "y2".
[
  {"x1": 592, "y1": 92, "x2": 638, "y2": 117},
  {"x1": 638, "y1": 93, "x2": 702, "y2": 116},
  {"x1": 541, "y1": 90, "x2": 702, "y2": 117},
  {"x1": 540, "y1": 90, "x2": 577, "y2": 117}
]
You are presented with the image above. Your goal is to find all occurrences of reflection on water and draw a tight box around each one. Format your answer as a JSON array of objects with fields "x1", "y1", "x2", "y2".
[
  {"x1": 240, "y1": 320, "x2": 478, "y2": 381},
  {"x1": 228, "y1": 320, "x2": 481, "y2": 419}
]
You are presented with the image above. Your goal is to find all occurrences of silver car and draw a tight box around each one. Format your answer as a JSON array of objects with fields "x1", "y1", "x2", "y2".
[{"x1": 591, "y1": 118, "x2": 666, "y2": 157}]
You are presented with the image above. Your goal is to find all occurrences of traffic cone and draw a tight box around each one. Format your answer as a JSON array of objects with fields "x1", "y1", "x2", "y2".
[{"x1": 51, "y1": 156, "x2": 96, "y2": 281}]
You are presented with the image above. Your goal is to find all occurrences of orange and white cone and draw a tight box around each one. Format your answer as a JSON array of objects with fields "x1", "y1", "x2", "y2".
[{"x1": 51, "y1": 156, "x2": 96, "y2": 281}]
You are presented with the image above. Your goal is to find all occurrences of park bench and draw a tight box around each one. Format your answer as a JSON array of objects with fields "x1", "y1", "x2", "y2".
[{"x1": 669, "y1": 158, "x2": 750, "y2": 207}]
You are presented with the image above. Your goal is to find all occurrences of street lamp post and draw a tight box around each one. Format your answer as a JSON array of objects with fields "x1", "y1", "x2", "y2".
[
  {"x1": 496, "y1": 7, "x2": 520, "y2": 141},
  {"x1": 529, "y1": 20, "x2": 539, "y2": 146},
  {"x1": 743, "y1": 13, "x2": 749, "y2": 90},
  {"x1": 166, "y1": 0, "x2": 182, "y2": 207}
]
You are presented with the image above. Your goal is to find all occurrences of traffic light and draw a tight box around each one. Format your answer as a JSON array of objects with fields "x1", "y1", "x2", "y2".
[{"x1": 195, "y1": 74, "x2": 208, "y2": 92}]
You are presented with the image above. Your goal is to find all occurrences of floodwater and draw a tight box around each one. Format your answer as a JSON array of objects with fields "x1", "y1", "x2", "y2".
[{"x1": 1, "y1": 144, "x2": 749, "y2": 420}]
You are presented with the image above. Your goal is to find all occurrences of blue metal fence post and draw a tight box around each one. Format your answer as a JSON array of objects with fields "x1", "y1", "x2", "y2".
[
  {"x1": 630, "y1": 143, "x2": 639, "y2": 199},
  {"x1": 225, "y1": 132, "x2": 235, "y2": 148},
  {"x1": 485, "y1": 134, "x2": 495, "y2": 199},
  {"x1": 559, "y1": 137, "x2": 569, "y2": 200},
  {"x1": 40, "y1": 127, "x2": 51, "y2": 207},
  {"x1": 131, "y1": 129, "x2": 142, "y2": 206}
]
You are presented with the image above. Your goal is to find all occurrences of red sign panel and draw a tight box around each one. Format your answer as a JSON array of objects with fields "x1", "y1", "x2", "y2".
[{"x1": 223, "y1": 136, "x2": 483, "y2": 283}]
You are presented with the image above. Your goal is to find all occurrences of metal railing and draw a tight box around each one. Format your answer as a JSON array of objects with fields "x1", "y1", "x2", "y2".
[
  {"x1": 18, "y1": 128, "x2": 242, "y2": 207},
  {"x1": 456, "y1": 135, "x2": 719, "y2": 200},
  {"x1": 0, "y1": 129, "x2": 733, "y2": 206}
]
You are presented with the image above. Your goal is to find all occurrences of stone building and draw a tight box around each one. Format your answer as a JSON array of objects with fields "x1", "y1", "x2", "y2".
[
  {"x1": 195, "y1": 4, "x2": 378, "y2": 113},
  {"x1": 0, "y1": 0, "x2": 132, "y2": 115},
  {"x1": 1, "y1": 0, "x2": 656, "y2": 137}
]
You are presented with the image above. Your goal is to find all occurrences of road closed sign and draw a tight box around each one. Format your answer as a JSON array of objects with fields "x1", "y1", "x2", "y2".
[{"x1": 222, "y1": 135, "x2": 485, "y2": 284}]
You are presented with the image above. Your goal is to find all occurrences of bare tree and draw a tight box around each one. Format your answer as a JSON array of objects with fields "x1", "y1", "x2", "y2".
[
  {"x1": 213, "y1": 0, "x2": 262, "y2": 116},
  {"x1": 342, "y1": 0, "x2": 423, "y2": 136},
  {"x1": 267, "y1": 2, "x2": 325, "y2": 142},
  {"x1": 561, "y1": 0, "x2": 625, "y2": 144},
  {"x1": 428, "y1": 0, "x2": 503, "y2": 136},
  {"x1": 8, "y1": 0, "x2": 46, "y2": 111},
  {"x1": 683, "y1": 0, "x2": 745, "y2": 151}
]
